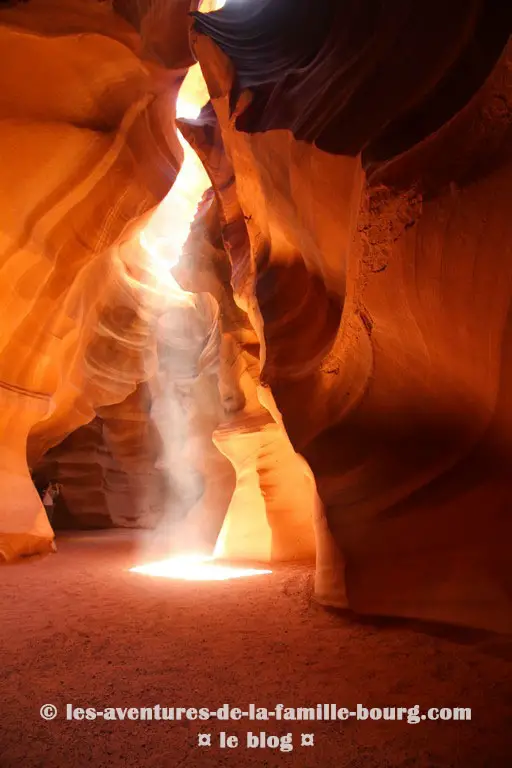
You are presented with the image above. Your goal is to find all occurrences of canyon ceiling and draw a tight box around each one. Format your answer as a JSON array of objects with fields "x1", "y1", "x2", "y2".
[{"x1": 1, "y1": 0, "x2": 511, "y2": 634}]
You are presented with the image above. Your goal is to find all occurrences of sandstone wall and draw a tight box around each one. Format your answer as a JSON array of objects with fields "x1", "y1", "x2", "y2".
[
  {"x1": 0, "y1": 0, "x2": 183, "y2": 559},
  {"x1": 191, "y1": 9, "x2": 512, "y2": 631}
]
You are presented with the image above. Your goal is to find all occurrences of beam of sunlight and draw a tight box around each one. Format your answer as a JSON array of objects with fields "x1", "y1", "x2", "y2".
[
  {"x1": 136, "y1": 0, "x2": 226, "y2": 290},
  {"x1": 130, "y1": 554, "x2": 272, "y2": 581},
  {"x1": 125, "y1": 0, "x2": 257, "y2": 577}
]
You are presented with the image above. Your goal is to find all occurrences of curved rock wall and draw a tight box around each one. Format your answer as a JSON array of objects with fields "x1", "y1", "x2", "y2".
[
  {"x1": 0, "y1": 0, "x2": 183, "y2": 559},
  {"x1": 191, "y1": 8, "x2": 512, "y2": 631}
]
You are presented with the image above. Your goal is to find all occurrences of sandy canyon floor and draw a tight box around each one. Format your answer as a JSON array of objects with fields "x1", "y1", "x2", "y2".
[{"x1": 1, "y1": 531, "x2": 512, "y2": 767}]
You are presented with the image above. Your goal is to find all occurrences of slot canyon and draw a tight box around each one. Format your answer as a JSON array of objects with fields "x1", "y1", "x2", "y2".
[{"x1": 1, "y1": 0, "x2": 512, "y2": 766}]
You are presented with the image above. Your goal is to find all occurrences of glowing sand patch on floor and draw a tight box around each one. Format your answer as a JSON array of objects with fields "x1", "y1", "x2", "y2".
[{"x1": 130, "y1": 555, "x2": 272, "y2": 581}]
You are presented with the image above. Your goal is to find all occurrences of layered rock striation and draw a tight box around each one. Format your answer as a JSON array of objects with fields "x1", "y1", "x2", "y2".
[
  {"x1": 191, "y1": 1, "x2": 512, "y2": 631},
  {"x1": 0, "y1": 0, "x2": 183, "y2": 559}
]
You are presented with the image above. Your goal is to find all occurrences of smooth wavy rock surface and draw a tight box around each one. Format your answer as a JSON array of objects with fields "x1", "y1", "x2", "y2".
[
  {"x1": 0, "y1": 0, "x2": 182, "y2": 560},
  {"x1": 191, "y1": 16, "x2": 512, "y2": 631}
]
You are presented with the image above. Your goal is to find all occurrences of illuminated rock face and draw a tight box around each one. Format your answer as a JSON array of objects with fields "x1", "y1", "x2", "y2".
[
  {"x1": 171, "y1": 195, "x2": 316, "y2": 562},
  {"x1": 191, "y1": 7, "x2": 512, "y2": 631},
  {"x1": 0, "y1": 0, "x2": 312, "y2": 561},
  {"x1": 0, "y1": 0, "x2": 183, "y2": 559}
]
